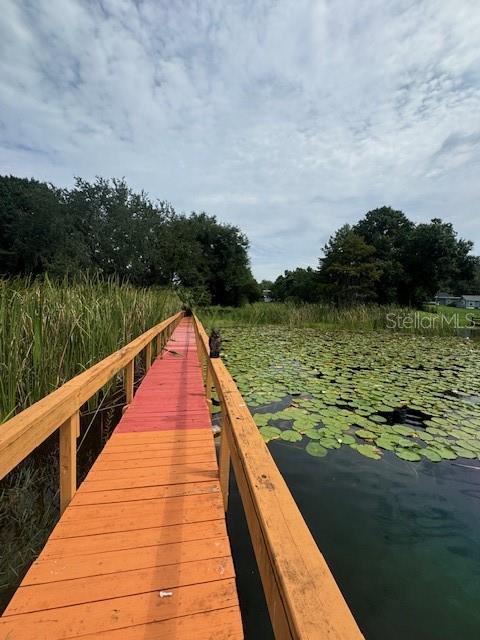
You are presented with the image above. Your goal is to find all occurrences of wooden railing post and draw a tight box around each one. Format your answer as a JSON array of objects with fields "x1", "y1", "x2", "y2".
[
  {"x1": 219, "y1": 409, "x2": 231, "y2": 512},
  {"x1": 124, "y1": 359, "x2": 134, "y2": 405},
  {"x1": 145, "y1": 342, "x2": 152, "y2": 371},
  {"x1": 205, "y1": 366, "x2": 213, "y2": 409},
  {"x1": 59, "y1": 411, "x2": 78, "y2": 514},
  {"x1": 156, "y1": 333, "x2": 162, "y2": 358}
]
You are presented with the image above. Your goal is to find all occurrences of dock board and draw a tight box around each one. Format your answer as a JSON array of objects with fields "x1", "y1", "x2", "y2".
[{"x1": 0, "y1": 319, "x2": 243, "y2": 639}]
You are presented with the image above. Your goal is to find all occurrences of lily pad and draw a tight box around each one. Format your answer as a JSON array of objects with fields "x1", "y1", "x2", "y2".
[
  {"x1": 451, "y1": 446, "x2": 476, "y2": 459},
  {"x1": 337, "y1": 434, "x2": 355, "y2": 445},
  {"x1": 396, "y1": 449, "x2": 422, "y2": 462},
  {"x1": 259, "y1": 426, "x2": 282, "y2": 442},
  {"x1": 319, "y1": 437, "x2": 341, "y2": 450},
  {"x1": 280, "y1": 430, "x2": 303, "y2": 442},
  {"x1": 305, "y1": 442, "x2": 328, "y2": 457},
  {"x1": 420, "y1": 448, "x2": 442, "y2": 462},
  {"x1": 355, "y1": 429, "x2": 377, "y2": 440},
  {"x1": 351, "y1": 443, "x2": 382, "y2": 459},
  {"x1": 375, "y1": 438, "x2": 396, "y2": 451}
]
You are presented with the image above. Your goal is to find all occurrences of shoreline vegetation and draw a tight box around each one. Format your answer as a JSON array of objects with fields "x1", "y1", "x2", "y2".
[{"x1": 199, "y1": 302, "x2": 480, "y2": 337}]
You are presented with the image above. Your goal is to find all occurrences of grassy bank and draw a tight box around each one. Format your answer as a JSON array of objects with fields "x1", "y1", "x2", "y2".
[
  {"x1": 199, "y1": 302, "x2": 480, "y2": 337},
  {"x1": 0, "y1": 275, "x2": 180, "y2": 610}
]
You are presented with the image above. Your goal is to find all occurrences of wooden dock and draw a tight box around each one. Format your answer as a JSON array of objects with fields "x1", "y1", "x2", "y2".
[
  {"x1": 0, "y1": 319, "x2": 243, "y2": 639},
  {"x1": 0, "y1": 313, "x2": 364, "y2": 640}
]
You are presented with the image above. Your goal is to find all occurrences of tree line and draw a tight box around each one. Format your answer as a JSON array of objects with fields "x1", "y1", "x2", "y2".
[
  {"x1": 0, "y1": 175, "x2": 259, "y2": 306},
  {"x1": 2, "y1": 178, "x2": 478, "y2": 309},
  {"x1": 267, "y1": 207, "x2": 480, "y2": 306}
]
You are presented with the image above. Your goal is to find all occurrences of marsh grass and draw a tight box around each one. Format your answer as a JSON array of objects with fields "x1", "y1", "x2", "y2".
[
  {"x1": 0, "y1": 274, "x2": 180, "y2": 421},
  {"x1": 0, "y1": 275, "x2": 180, "y2": 610},
  {"x1": 199, "y1": 302, "x2": 476, "y2": 337}
]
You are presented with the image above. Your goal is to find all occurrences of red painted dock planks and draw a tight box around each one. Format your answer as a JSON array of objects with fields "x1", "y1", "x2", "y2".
[
  {"x1": 0, "y1": 318, "x2": 243, "y2": 639},
  {"x1": 115, "y1": 320, "x2": 211, "y2": 432}
]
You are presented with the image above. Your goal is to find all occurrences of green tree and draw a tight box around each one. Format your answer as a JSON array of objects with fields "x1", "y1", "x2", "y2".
[
  {"x1": 0, "y1": 176, "x2": 87, "y2": 276},
  {"x1": 259, "y1": 279, "x2": 274, "y2": 292},
  {"x1": 0, "y1": 174, "x2": 258, "y2": 306},
  {"x1": 175, "y1": 213, "x2": 257, "y2": 306},
  {"x1": 471, "y1": 258, "x2": 480, "y2": 293},
  {"x1": 272, "y1": 268, "x2": 319, "y2": 302},
  {"x1": 354, "y1": 206, "x2": 414, "y2": 304},
  {"x1": 318, "y1": 225, "x2": 382, "y2": 305},
  {"x1": 65, "y1": 177, "x2": 167, "y2": 283},
  {"x1": 404, "y1": 219, "x2": 477, "y2": 304}
]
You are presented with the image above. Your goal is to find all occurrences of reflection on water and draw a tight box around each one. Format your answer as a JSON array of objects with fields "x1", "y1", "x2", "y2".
[{"x1": 228, "y1": 441, "x2": 480, "y2": 640}]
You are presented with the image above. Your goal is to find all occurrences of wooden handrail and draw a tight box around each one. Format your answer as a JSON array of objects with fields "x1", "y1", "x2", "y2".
[
  {"x1": 0, "y1": 312, "x2": 183, "y2": 510},
  {"x1": 193, "y1": 315, "x2": 364, "y2": 640}
]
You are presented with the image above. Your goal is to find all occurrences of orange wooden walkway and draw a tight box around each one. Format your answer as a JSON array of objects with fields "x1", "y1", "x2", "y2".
[{"x1": 0, "y1": 318, "x2": 243, "y2": 639}]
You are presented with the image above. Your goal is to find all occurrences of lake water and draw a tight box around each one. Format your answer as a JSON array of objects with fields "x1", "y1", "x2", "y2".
[
  {"x1": 218, "y1": 326, "x2": 480, "y2": 638},
  {"x1": 228, "y1": 440, "x2": 480, "y2": 639}
]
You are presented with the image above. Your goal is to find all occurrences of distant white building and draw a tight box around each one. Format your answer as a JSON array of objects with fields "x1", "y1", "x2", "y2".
[
  {"x1": 456, "y1": 295, "x2": 480, "y2": 310},
  {"x1": 262, "y1": 289, "x2": 272, "y2": 302},
  {"x1": 434, "y1": 292, "x2": 461, "y2": 306}
]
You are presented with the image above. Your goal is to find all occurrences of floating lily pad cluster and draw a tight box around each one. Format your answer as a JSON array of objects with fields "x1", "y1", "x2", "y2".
[{"x1": 218, "y1": 328, "x2": 480, "y2": 463}]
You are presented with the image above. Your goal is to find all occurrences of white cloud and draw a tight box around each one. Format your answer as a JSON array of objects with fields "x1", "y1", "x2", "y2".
[{"x1": 1, "y1": 0, "x2": 479, "y2": 279}]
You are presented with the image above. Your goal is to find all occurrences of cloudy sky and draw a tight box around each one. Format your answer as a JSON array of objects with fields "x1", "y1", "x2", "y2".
[{"x1": 1, "y1": 1, "x2": 479, "y2": 280}]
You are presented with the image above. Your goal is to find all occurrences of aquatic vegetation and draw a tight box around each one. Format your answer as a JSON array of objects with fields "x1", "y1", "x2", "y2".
[
  {"x1": 220, "y1": 327, "x2": 480, "y2": 463},
  {"x1": 199, "y1": 302, "x2": 480, "y2": 336}
]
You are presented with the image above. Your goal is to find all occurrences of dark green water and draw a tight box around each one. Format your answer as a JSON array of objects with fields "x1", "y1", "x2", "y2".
[{"x1": 227, "y1": 440, "x2": 480, "y2": 639}]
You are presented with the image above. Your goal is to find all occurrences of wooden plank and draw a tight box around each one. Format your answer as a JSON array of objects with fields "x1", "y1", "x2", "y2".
[
  {"x1": 80, "y1": 467, "x2": 218, "y2": 492},
  {"x1": 106, "y1": 430, "x2": 211, "y2": 444},
  {"x1": 94, "y1": 450, "x2": 216, "y2": 469},
  {"x1": 52, "y1": 493, "x2": 224, "y2": 538},
  {"x1": 23, "y1": 537, "x2": 232, "y2": 585},
  {"x1": 101, "y1": 441, "x2": 213, "y2": 455},
  {"x1": 194, "y1": 315, "x2": 363, "y2": 640},
  {"x1": 114, "y1": 419, "x2": 211, "y2": 432},
  {"x1": 59, "y1": 492, "x2": 223, "y2": 526},
  {"x1": 59, "y1": 412, "x2": 78, "y2": 514},
  {"x1": 99, "y1": 444, "x2": 215, "y2": 461},
  {"x1": 40, "y1": 520, "x2": 227, "y2": 559},
  {"x1": 6, "y1": 557, "x2": 235, "y2": 614},
  {"x1": 0, "y1": 579, "x2": 239, "y2": 639},
  {"x1": 94, "y1": 452, "x2": 216, "y2": 471},
  {"x1": 85, "y1": 460, "x2": 218, "y2": 481},
  {"x1": 0, "y1": 312, "x2": 183, "y2": 479},
  {"x1": 79, "y1": 607, "x2": 243, "y2": 640},
  {"x1": 70, "y1": 480, "x2": 220, "y2": 506}
]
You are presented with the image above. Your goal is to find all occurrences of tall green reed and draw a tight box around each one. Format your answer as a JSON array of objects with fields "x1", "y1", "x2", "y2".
[{"x1": 0, "y1": 274, "x2": 180, "y2": 422}]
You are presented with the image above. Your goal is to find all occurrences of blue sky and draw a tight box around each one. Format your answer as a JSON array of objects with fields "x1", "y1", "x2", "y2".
[{"x1": 1, "y1": 0, "x2": 479, "y2": 280}]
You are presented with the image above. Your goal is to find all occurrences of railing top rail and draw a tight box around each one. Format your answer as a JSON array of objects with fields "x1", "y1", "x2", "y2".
[
  {"x1": 193, "y1": 315, "x2": 363, "y2": 640},
  {"x1": 0, "y1": 311, "x2": 183, "y2": 479}
]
